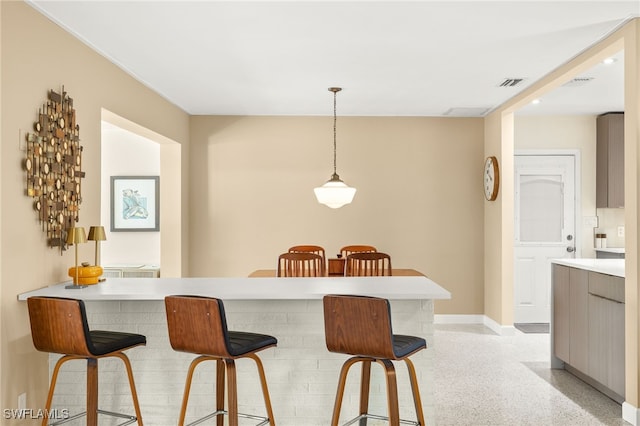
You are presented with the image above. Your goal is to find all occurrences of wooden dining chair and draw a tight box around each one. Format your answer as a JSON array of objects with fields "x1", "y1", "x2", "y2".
[
  {"x1": 288, "y1": 245, "x2": 326, "y2": 263},
  {"x1": 323, "y1": 294, "x2": 426, "y2": 425},
  {"x1": 277, "y1": 252, "x2": 326, "y2": 277},
  {"x1": 339, "y1": 244, "x2": 377, "y2": 259},
  {"x1": 345, "y1": 251, "x2": 392, "y2": 276}
]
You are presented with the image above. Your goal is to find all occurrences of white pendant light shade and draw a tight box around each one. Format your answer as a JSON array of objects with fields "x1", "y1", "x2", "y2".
[
  {"x1": 314, "y1": 173, "x2": 357, "y2": 209},
  {"x1": 315, "y1": 87, "x2": 356, "y2": 208}
]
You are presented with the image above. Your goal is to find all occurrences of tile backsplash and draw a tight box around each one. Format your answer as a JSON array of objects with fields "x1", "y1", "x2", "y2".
[{"x1": 595, "y1": 208, "x2": 625, "y2": 248}]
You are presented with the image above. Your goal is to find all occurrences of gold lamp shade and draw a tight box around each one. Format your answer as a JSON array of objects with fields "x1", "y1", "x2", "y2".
[
  {"x1": 88, "y1": 225, "x2": 106, "y2": 268},
  {"x1": 88, "y1": 226, "x2": 106, "y2": 241},
  {"x1": 66, "y1": 226, "x2": 87, "y2": 245}
]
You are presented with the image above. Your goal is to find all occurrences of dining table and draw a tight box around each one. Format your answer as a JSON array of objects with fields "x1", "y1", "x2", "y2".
[{"x1": 248, "y1": 267, "x2": 426, "y2": 277}]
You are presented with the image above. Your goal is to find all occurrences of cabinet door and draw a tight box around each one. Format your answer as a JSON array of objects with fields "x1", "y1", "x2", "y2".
[
  {"x1": 609, "y1": 300, "x2": 625, "y2": 397},
  {"x1": 596, "y1": 113, "x2": 624, "y2": 208},
  {"x1": 608, "y1": 114, "x2": 624, "y2": 208},
  {"x1": 588, "y1": 293, "x2": 625, "y2": 397},
  {"x1": 553, "y1": 265, "x2": 570, "y2": 361},
  {"x1": 569, "y1": 268, "x2": 589, "y2": 373},
  {"x1": 588, "y1": 294, "x2": 608, "y2": 386}
]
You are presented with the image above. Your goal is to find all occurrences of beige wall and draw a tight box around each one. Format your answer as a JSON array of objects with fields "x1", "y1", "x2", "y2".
[
  {"x1": 1, "y1": 1, "x2": 189, "y2": 413},
  {"x1": 189, "y1": 115, "x2": 485, "y2": 314}
]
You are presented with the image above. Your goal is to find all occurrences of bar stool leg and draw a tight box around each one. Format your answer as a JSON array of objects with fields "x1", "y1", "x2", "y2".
[
  {"x1": 247, "y1": 353, "x2": 276, "y2": 425},
  {"x1": 225, "y1": 359, "x2": 238, "y2": 426},
  {"x1": 404, "y1": 358, "x2": 425, "y2": 425},
  {"x1": 86, "y1": 358, "x2": 98, "y2": 426},
  {"x1": 113, "y1": 352, "x2": 144, "y2": 425},
  {"x1": 378, "y1": 359, "x2": 400, "y2": 426},
  {"x1": 331, "y1": 357, "x2": 362, "y2": 426},
  {"x1": 358, "y1": 360, "x2": 372, "y2": 426},
  {"x1": 216, "y1": 360, "x2": 225, "y2": 426},
  {"x1": 179, "y1": 356, "x2": 208, "y2": 426},
  {"x1": 42, "y1": 356, "x2": 73, "y2": 426}
]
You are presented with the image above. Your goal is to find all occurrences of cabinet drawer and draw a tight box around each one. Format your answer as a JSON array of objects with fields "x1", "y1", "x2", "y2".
[{"x1": 588, "y1": 272, "x2": 624, "y2": 303}]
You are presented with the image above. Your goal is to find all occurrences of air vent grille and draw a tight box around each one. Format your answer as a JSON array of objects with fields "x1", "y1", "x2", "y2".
[
  {"x1": 443, "y1": 107, "x2": 490, "y2": 117},
  {"x1": 498, "y1": 78, "x2": 526, "y2": 87},
  {"x1": 562, "y1": 77, "x2": 594, "y2": 87}
]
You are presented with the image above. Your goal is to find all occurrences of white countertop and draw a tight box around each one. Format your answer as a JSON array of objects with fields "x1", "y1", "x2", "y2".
[
  {"x1": 551, "y1": 258, "x2": 625, "y2": 278},
  {"x1": 17, "y1": 276, "x2": 452, "y2": 301}
]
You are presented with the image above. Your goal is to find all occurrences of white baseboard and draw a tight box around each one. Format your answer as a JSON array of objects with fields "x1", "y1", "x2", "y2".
[
  {"x1": 434, "y1": 314, "x2": 516, "y2": 336},
  {"x1": 434, "y1": 314, "x2": 485, "y2": 324},
  {"x1": 623, "y1": 402, "x2": 639, "y2": 426}
]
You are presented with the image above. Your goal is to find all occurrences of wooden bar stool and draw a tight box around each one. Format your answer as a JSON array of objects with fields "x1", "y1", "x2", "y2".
[
  {"x1": 323, "y1": 294, "x2": 427, "y2": 426},
  {"x1": 27, "y1": 296, "x2": 145, "y2": 426},
  {"x1": 164, "y1": 295, "x2": 277, "y2": 426}
]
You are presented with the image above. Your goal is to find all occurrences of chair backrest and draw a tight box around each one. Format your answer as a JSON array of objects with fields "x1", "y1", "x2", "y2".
[
  {"x1": 288, "y1": 245, "x2": 326, "y2": 262},
  {"x1": 339, "y1": 245, "x2": 377, "y2": 259},
  {"x1": 27, "y1": 296, "x2": 92, "y2": 357},
  {"x1": 323, "y1": 294, "x2": 395, "y2": 359},
  {"x1": 345, "y1": 252, "x2": 392, "y2": 276},
  {"x1": 277, "y1": 252, "x2": 325, "y2": 277},
  {"x1": 165, "y1": 295, "x2": 232, "y2": 357}
]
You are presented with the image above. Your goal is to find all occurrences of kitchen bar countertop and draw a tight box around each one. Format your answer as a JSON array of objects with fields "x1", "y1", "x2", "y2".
[
  {"x1": 17, "y1": 275, "x2": 451, "y2": 301},
  {"x1": 18, "y1": 275, "x2": 449, "y2": 425},
  {"x1": 551, "y1": 258, "x2": 624, "y2": 278}
]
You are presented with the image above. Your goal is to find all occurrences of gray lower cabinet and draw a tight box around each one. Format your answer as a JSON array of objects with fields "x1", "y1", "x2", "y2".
[
  {"x1": 553, "y1": 265, "x2": 570, "y2": 361},
  {"x1": 587, "y1": 272, "x2": 625, "y2": 397},
  {"x1": 552, "y1": 265, "x2": 588, "y2": 373},
  {"x1": 552, "y1": 264, "x2": 625, "y2": 400}
]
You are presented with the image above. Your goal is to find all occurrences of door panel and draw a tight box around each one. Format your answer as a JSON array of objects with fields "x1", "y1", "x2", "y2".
[{"x1": 514, "y1": 155, "x2": 576, "y2": 323}]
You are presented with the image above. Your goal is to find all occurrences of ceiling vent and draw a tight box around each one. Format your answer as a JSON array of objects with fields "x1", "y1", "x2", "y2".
[
  {"x1": 562, "y1": 77, "x2": 595, "y2": 87},
  {"x1": 497, "y1": 78, "x2": 526, "y2": 87},
  {"x1": 444, "y1": 107, "x2": 490, "y2": 117}
]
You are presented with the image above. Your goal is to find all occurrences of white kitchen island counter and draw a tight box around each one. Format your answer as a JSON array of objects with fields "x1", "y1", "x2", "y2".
[
  {"x1": 19, "y1": 276, "x2": 450, "y2": 425},
  {"x1": 551, "y1": 258, "x2": 624, "y2": 278},
  {"x1": 17, "y1": 275, "x2": 452, "y2": 301}
]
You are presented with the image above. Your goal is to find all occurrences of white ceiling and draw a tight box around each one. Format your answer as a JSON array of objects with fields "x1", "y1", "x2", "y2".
[{"x1": 28, "y1": 1, "x2": 639, "y2": 117}]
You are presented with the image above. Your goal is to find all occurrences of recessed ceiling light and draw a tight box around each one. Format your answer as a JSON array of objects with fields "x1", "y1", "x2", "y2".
[
  {"x1": 603, "y1": 57, "x2": 617, "y2": 65},
  {"x1": 531, "y1": 99, "x2": 541, "y2": 105}
]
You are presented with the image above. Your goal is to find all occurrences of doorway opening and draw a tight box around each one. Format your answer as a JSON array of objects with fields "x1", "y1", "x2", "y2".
[
  {"x1": 513, "y1": 151, "x2": 580, "y2": 324},
  {"x1": 100, "y1": 109, "x2": 182, "y2": 277}
]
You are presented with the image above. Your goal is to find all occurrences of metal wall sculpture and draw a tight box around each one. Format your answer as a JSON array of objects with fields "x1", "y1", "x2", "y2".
[{"x1": 23, "y1": 87, "x2": 85, "y2": 252}]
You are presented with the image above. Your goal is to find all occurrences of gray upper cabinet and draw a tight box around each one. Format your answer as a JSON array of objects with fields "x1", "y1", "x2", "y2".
[{"x1": 596, "y1": 112, "x2": 624, "y2": 208}]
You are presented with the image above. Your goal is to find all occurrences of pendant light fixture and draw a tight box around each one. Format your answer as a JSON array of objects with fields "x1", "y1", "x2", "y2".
[{"x1": 314, "y1": 87, "x2": 356, "y2": 208}]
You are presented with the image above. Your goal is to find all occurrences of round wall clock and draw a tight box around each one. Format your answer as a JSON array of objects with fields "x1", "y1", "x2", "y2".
[{"x1": 484, "y1": 156, "x2": 499, "y2": 201}]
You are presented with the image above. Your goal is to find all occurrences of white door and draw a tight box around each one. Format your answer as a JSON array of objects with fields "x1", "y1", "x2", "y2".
[{"x1": 514, "y1": 154, "x2": 576, "y2": 323}]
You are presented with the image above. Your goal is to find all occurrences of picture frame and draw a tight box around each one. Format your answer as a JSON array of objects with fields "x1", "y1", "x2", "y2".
[{"x1": 110, "y1": 176, "x2": 159, "y2": 232}]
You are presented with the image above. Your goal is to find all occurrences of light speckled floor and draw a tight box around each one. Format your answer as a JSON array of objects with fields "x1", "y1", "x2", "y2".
[{"x1": 433, "y1": 324, "x2": 626, "y2": 425}]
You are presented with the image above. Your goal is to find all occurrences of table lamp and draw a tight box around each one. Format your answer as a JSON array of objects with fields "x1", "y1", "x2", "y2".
[
  {"x1": 88, "y1": 225, "x2": 106, "y2": 266},
  {"x1": 66, "y1": 226, "x2": 87, "y2": 289}
]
